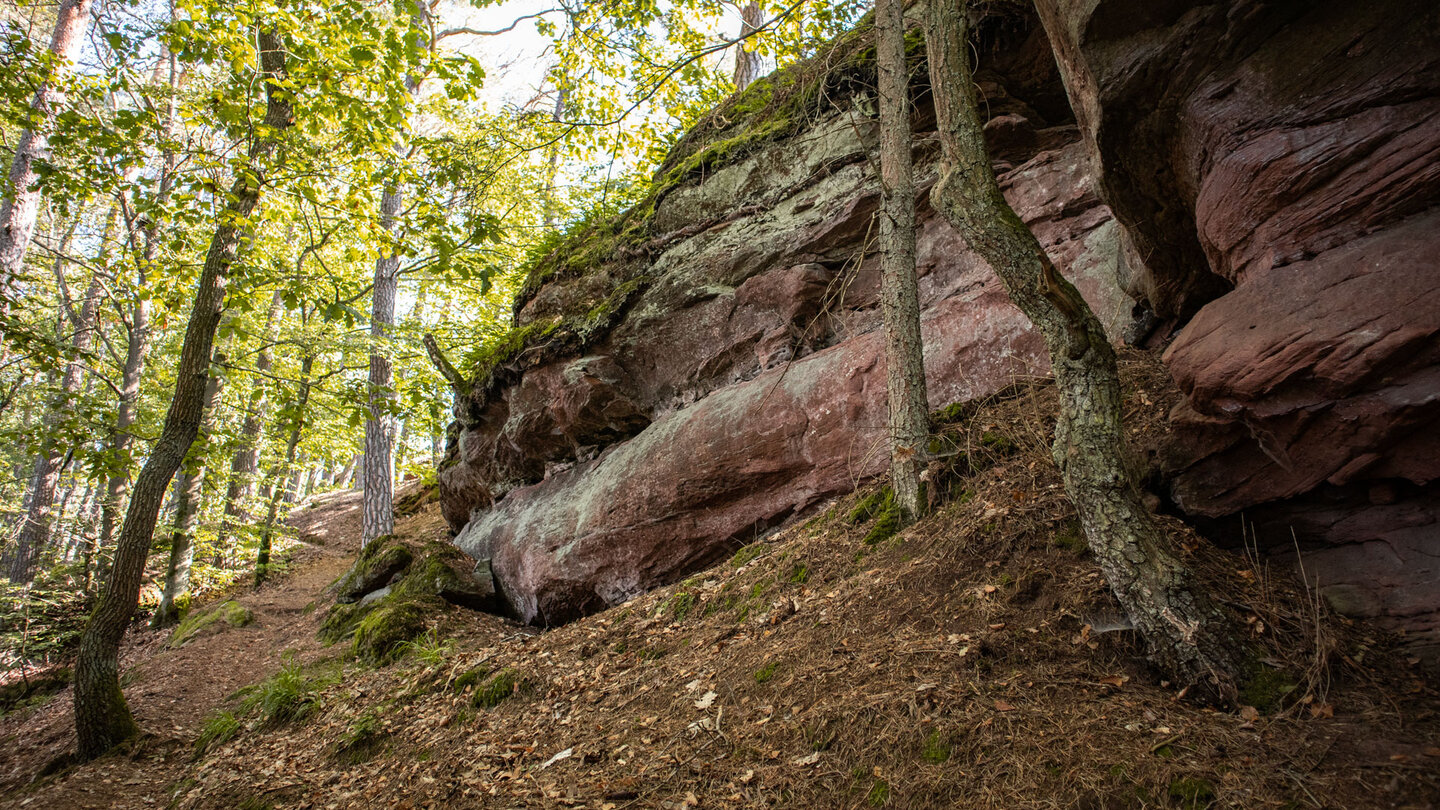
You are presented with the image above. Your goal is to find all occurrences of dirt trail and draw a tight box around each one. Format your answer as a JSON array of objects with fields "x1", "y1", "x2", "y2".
[{"x1": 0, "y1": 487, "x2": 370, "y2": 809}]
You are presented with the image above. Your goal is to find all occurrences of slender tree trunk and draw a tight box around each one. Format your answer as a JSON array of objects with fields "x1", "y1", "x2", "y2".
[
  {"x1": 72, "y1": 30, "x2": 293, "y2": 760},
  {"x1": 92, "y1": 47, "x2": 182, "y2": 594},
  {"x1": 256, "y1": 355, "x2": 311, "y2": 585},
  {"x1": 732, "y1": 2, "x2": 764, "y2": 92},
  {"x1": 362, "y1": 180, "x2": 402, "y2": 546},
  {"x1": 215, "y1": 288, "x2": 283, "y2": 555},
  {"x1": 9, "y1": 224, "x2": 107, "y2": 582},
  {"x1": 924, "y1": 1, "x2": 1243, "y2": 701},
  {"x1": 0, "y1": 0, "x2": 95, "y2": 315},
  {"x1": 876, "y1": 0, "x2": 928, "y2": 521},
  {"x1": 152, "y1": 345, "x2": 226, "y2": 628}
]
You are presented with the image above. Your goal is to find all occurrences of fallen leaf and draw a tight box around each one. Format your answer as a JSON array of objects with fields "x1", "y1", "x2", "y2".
[
  {"x1": 1239, "y1": 706, "x2": 1260, "y2": 722},
  {"x1": 694, "y1": 691, "x2": 717, "y2": 709},
  {"x1": 1308, "y1": 703, "x2": 1334, "y2": 719},
  {"x1": 1099, "y1": 676, "x2": 1127, "y2": 688},
  {"x1": 791, "y1": 752, "x2": 821, "y2": 766},
  {"x1": 994, "y1": 700, "x2": 1016, "y2": 712}
]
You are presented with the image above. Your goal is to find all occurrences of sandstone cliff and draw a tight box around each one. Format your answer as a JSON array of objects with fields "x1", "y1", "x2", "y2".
[{"x1": 438, "y1": 0, "x2": 1439, "y2": 655}]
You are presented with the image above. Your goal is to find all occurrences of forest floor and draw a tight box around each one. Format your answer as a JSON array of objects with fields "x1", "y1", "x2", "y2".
[{"x1": 1, "y1": 358, "x2": 1438, "y2": 809}]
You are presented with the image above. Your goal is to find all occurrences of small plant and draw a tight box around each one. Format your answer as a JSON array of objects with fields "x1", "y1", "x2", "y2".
[
  {"x1": 664, "y1": 591, "x2": 696, "y2": 622},
  {"x1": 867, "y1": 778, "x2": 890, "y2": 807},
  {"x1": 732, "y1": 543, "x2": 765, "y2": 567},
  {"x1": 194, "y1": 710, "x2": 240, "y2": 758},
  {"x1": 848, "y1": 486, "x2": 894, "y2": 525},
  {"x1": 1168, "y1": 777, "x2": 1217, "y2": 809},
  {"x1": 1053, "y1": 518, "x2": 1087, "y2": 554},
  {"x1": 334, "y1": 712, "x2": 388, "y2": 766},
  {"x1": 398, "y1": 627, "x2": 452, "y2": 667},
  {"x1": 236, "y1": 653, "x2": 334, "y2": 726},
  {"x1": 473, "y1": 668, "x2": 528, "y2": 709},
  {"x1": 754, "y1": 661, "x2": 779, "y2": 683},
  {"x1": 863, "y1": 500, "x2": 903, "y2": 545},
  {"x1": 921, "y1": 729, "x2": 952, "y2": 764},
  {"x1": 788, "y1": 564, "x2": 809, "y2": 585},
  {"x1": 453, "y1": 665, "x2": 490, "y2": 692},
  {"x1": 980, "y1": 430, "x2": 1018, "y2": 454}
]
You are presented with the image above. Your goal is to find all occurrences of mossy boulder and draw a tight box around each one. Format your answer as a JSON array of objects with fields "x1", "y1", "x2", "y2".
[
  {"x1": 169, "y1": 600, "x2": 253, "y2": 648},
  {"x1": 322, "y1": 539, "x2": 502, "y2": 662},
  {"x1": 335, "y1": 537, "x2": 412, "y2": 604},
  {"x1": 353, "y1": 601, "x2": 430, "y2": 665}
]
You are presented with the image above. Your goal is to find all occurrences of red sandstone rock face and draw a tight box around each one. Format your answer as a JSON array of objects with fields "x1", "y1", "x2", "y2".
[
  {"x1": 446, "y1": 125, "x2": 1132, "y2": 623},
  {"x1": 1036, "y1": 0, "x2": 1440, "y2": 648}
]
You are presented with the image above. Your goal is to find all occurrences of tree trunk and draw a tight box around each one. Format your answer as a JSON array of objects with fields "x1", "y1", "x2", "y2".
[
  {"x1": 362, "y1": 184, "x2": 401, "y2": 546},
  {"x1": 72, "y1": 29, "x2": 293, "y2": 760},
  {"x1": 876, "y1": 0, "x2": 928, "y2": 521},
  {"x1": 9, "y1": 224, "x2": 107, "y2": 582},
  {"x1": 256, "y1": 355, "x2": 311, "y2": 585},
  {"x1": 924, "y1": 0, "x2": 1243, "y2": 701},
  {"x1": 215, "y1": 289, "x2": 283, "y2": 555},
  {"x1": 152, "y1": 345, "x2": 227, "y2": 628},
  {"x1": 0, "y1": 0, "x2": 95, "y2": 314},
  {"x1": 92, "y1": 47, "x2": 182, "y2": 594},
  {"x1": 732, "y1": 2, "x2": 764, "y2": 92}
]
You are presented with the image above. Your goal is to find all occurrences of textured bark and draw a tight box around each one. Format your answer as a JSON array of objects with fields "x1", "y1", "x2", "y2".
[
  {"x1": 216, "y1": 288, "x2": 283, "y2": 554},
  {"x1": 152, "y1": 346, "x2": 227, "y2": 628},
  {"x1": 925, "y1": 1, "x2": 1242, "y2": 701},
  {"x1": 361, "y1": 180, "x2": 402, "y2": 547},
  {"x1": 93, "y1": 49, "x2": 182, "y2": 593},
  {"x1": 876, "y1": 0, "x2": 929, "y2": 521},
  {"x1": 73, "y1": 30, "x2": 293, "y2": 760},
  {"x1": 732, "y1": 2, "x2": 764, "y2": 92},
  {"x1": 0, "y1": 0, "x2": 95, "y2": 312},
  {"x1": 9, "y1": 223, "x2": 107, "y2": 582},
  {"x1": 256, "y1": 355, "x2": 311, "y2": 584}
]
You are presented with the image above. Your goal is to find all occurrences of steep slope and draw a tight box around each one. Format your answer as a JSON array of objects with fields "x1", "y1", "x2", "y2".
[{"x1": 13, "y1": 353, "x2": 1435, "y2": 810}]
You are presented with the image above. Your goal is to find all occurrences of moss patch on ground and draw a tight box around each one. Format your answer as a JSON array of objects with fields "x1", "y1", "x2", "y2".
[{"x1": 170, "y1": 600, "x2": 254, "y2": 648}]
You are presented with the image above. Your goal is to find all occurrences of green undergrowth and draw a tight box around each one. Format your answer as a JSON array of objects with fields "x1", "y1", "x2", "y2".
[
  {"x1": 169, "y1": 600, "x2": 253, "y2": 648},
  {"x1": 196, "y1": 654, "x2": 341, "y2": 758}
]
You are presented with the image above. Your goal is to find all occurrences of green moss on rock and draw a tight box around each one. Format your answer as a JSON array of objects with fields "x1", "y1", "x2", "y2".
[
  {"x1": 334, "y1": 539, "x2": 412, "y2": 603},
  {"x1": 169, "y1": 600, "x2": 253, "y2": 648},
  {"x1": 353, "y1": 601, "x2": 430, "y2": 665}
]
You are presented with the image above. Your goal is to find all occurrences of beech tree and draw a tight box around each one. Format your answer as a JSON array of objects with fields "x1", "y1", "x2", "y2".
[
  {"x1": 875, "y1": 0, "x2": 929, "y2": 521},
  {"x1": 924, "y1": 0, "x2": 1245, "y2": 699}
]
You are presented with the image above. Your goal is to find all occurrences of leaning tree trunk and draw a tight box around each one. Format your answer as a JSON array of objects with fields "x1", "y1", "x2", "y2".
[
  {"x1": 152, "y1": 345, "x2": 227, "y2": 628},
  {"x1": 256, "y1": 354, "x2": 311, "y2": 585},
  {"x1": 0, "y1": 0, "x2": 95, "y2": 316},
  {"x1": 924, "y1": 0, "x2": 1243, "y2": 702},
  {"x1": 9, "y1": 229, "x2": 107, "y2": 582},
  {"x1": 875, "y1": 0, "x2": 929, "y2": 521},
  {"x1": 215, "y1": 288, "x2": 283, "y2": 556},
  {"x1": 72, "y1": 29, "x2": 293, "y2": 760}
]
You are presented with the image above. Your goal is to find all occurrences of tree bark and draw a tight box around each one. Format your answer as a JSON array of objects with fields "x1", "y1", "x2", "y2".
[
  {"x1": 0, "y1": 0, "x2": 95, "y2": 317},
  {"x1": 72, "y1": 29, "x2": 293, "y2": 760},
  {"x1": 732, "y1": 2, "x2": 764, "y2": 92},
  {"x1": 876, "y1": 0, "x2": 928, "y2": 521},
  {"x1": 215, "y1": 288, "x2": 283, "y2": 555},
  {"x1": 152, "y1": 345, "x2": 227, "y2": 628},
  {"x1": 361, "y1": 166, "x2": 405, "y2": 548},
  {"x1": 9, "y1": 219, "x2": 107, "y2": 582},
  {"x1": 924, "y1": 0, "x2": 1243, "y2": 701}
]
